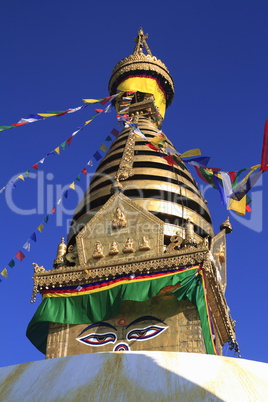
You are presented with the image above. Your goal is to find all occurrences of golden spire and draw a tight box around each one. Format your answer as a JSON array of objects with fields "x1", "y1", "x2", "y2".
[
  {"x1": 133, "y1": 27, "x2": 152, "y2": 56},
  {"x1": 108, "y1": 28, "x2": 175, "y2": 111}
]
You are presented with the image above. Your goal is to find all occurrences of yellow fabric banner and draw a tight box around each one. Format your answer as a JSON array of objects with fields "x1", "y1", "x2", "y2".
[
  {"x1": 180, "y1": 149, "x2": 201, "y2": 158},
  {"x1": 17, "y1": 174, "x2": 25, "y2": 181},
  {"x1": 229, "y1": 195, "x2": 246, "y2": 215},
  {"x1": 0, "y1": 268, "x2": 8, "y2": 278},
  {"x1": 54, "y1": 147, "x2": 60, "y2": 155},
  {"x1": 117, "y1": 76, "x2": 166, "y2": 118},
  {"x1": 69, "y1": 182, "x2": 75, "y2": 190}
]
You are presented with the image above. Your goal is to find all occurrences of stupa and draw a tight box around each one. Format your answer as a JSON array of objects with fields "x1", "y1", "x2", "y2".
[{"x1": 26, "y1": 28, "x2": 237, "y2": 359}]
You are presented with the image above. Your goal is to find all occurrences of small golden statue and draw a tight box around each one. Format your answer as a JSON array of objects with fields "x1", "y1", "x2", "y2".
[
  {"x1": 217, "y1": 243, "x2": 226, "y2": 263},
  {"x1": 139, "y1": 236, "x2": 151, "y2": 251},
  {"x1": 32, "y1": 262, "x2": 46, "y2": 273},
  {"x1": 123, "y1": 238, "x2": 135, "y2": 253},
  {"x1": 109, "y1": 241, "x2": 119, "y2": 255},
  {"x1": 112, "y1": 207, "x2": 127, "y2": 229},
  {"x1": 92, "y1": 241, "x2": 105, "y2": 259}
]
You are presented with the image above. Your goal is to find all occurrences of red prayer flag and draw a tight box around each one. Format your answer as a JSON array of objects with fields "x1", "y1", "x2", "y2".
[
  {"x1": 51, "y1": 207, "x2": 56, "y2": 213},
  {"x1": 67, "y1": 136, "x2": 72, "y2": 146},
  {"x1": 56, "y1": 110, "x2": 70, "y2": 117},
  {"x1": 32, "y1": 163, "x2": 38, "y2": 170},
  {"x1": 12, "y1": 122, "x2": 27, "y2": 127},
  {"x1": 146, "y1": 143, "x2": 159, "y2": 151},
  {"x1": 229, "y1": 171, "x2": 236, "y2": 182},
  {"x1": 81, "y1": 168, "x2": 87, "y2": 175},
  {"x1": 94, "y1": 109, "x2": 104, "y2": 113},
  {"x1": 15, "y1": 250, "x2": 26, "y2": 261},
  {"x1": 163, "y1": 155, "x2": 177, "y2": 166},
  {"x1": 99, "y1": 96, "x2": 112, "y2": 105},
  {"x1": 246, "y1": 204, "x2": 252, "y2": 212},
  {"x1": 261, "y1": 121, "x2": 268, "y2": 171}
]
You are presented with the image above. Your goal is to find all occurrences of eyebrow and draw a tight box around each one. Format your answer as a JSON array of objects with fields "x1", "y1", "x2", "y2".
[
  {"x1": 126, "y1": 316, "x2": 167, "y2": 329},
  {"x1": 77, "y1": 322, "x2": 117, "y2": 337}
]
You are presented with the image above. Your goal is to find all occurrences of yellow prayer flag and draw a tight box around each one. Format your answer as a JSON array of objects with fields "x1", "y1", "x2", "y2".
[
  {"x1": 54, "y1": 147, "x2": 60, "y2": 155},
  {"x1": 229, "y1": 196, "x2": 246, "y2": 215},
  {"x1": 17, "y1": 174, "x2": 25, "y2": 181},
  {"x1": 85, "y1": 119, "x2": 92, "y2": 125},
  {"x1": 69, "y1": 182, "x2": 75, "y2": 190},
  {"x1": 82, "y1": 99, "x2": 100, "y2": 103},
  {"x1": 37, "y1": 113, "x2": 56, "y2": 117},
  {"x1": 180, "y1": 148, "x2": 201, "y2": 158},
  {"x1": 151, "y1": 136, "x2": 165, "y2": 146},
  {"x1": 0, "y1": 268, "x2": 8, "y2": 278},
  {"x1": 37, "y1": 224, "x2": 44, "y2": 232}
]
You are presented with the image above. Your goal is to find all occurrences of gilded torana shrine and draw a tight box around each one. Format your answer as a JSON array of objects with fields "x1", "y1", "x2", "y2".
[{"x1": 1, "y1": 29, "x2": 268, "y2": 401}]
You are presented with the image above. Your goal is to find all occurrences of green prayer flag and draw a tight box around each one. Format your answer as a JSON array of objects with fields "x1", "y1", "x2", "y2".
[
  {"x1": 61, "y1": 141, "x2": 67, "y2": 150},
  {"x1": 75, "y1": 174, "x2": 81, "y2": 181},
  {"x1": 105, "y1": 135, "x2": 112, "y2": 141},
  {"x1": 44, "y1": 216, "x2": 49, "y2": 223}
]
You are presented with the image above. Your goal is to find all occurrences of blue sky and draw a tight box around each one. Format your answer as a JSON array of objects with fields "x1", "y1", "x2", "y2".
[{"x1": 1, "y1": 0, "x2": 268, "y2": 366}]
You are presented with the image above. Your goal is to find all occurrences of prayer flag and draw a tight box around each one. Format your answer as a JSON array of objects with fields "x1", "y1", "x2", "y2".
[
  {"x1": 69, "y1": 182, "x2": 75, "y2": 190},
  {"x1": 76, "y1": 174, "x2": 81, "y2": 181},
  {"x1": 111, "y1": 128, "x2": 119, "y2": 138},
  {"x1": 72, "y1": 129, "x2": 81, "y2": 137},
  {"x1": 67, "y1": 106, "x2": 84, "y2": 114},
  {"x1": 100, "y1": 144, "x2": 108, "y2": 152},
  {"x1": 56, "y1": 110, "x2": 70, "y2": 117},
  {"x1": 25, "y1": 170, "x2": 30, "y2": 178},
  {"x1": 8, "y1": 260, "x2": 15, "y2": 268},
  {"x1": 54, "y1": 147, "x2": 60, "y2": 155},
  {"x1": 164, "y1": 155, "x2": 177, "y2": 166},
  {"x1": 1, "y1": 268, "x2": 8, "y2": 278},
  {"x1": 32, "y1": 163, "x2": 38, "y2": 170},
  {"x1": 81, "y1": 168, "x2": 87, "y2": 175},
  {"x1": 93, "y1": 151, "x2": 102, "y2": 161},
  {"x1": 23, "y1": 241, "x2": 31, "y2": 252},
  {"x1": 180, "y1": 149, "x2": 201, "y2": 159},
  {"x1": 44, "y1": 216, "x2": 49, "y2": 223},
  {"x1": 37, "y1": 224, "x2": 44, "y2": 232},
  {"x1": 39, "y1": 157, "x2": 45, "y2": 164},
  {"x1": 12, "y1": 122, "x2": 27, "y2": 127},
  {"x1": 82, "y1": 99, "x2": 102, "y2": 103},
  {"x1": 100, "y1": 96, "x2": 112, "y2": 105},
  {"x1": 85, "y1": 119, "x2": 92, "y2": 125},
  {"x1": 30, "y1": 232, "x2": 37, "y2": 242},
  {"x1": 261, "y1": 121, "x2": 268, "y2": 171},
  {"x1": 0, "y1": 125, "x2": 13, "y2": 131},
  {"x1": 67, "y1": 137, "x2": 72, "y2": 146},
  {"x1": 146, "y1": 143, "x2": 159, "y2": 151},
  {"x1": 104, "y1": 104, "x2": 111, "y2": 113},
  {"x1": 151, "y1": 135, "x2": 165, "y2": 146},
  {"x1": 61, "y1": 141, "x2": 67, "y2": 150},
  {"x1": 16, "y1": 250, "x2": 25, "y2": 261},
  {"x1": 94, "y1": 109, "x2": 104, "y2": 113},
  {"x1": 57, "y1": 198, "x2": 62, "y2": 205},
  {"x1": 220, "y1": 172, "x2": 233, "y2": 208},
  {"x1": 133, "y1": 128, "x2": 148, "y2": 141},
  {"x1": 17, "y1": 174, "x2": 24, "y2": 181},
  {"x1": 63, "y1": 190, "x2": 68, "y2": 198},
  {"x1": 229, "y1": 196, "x2": 246, "y2": 215},
  {"x1": 172, "y1": 155, "x2": 186, "y2": 170},
  {"x1": 51, "y1": 207, "x2": 56, "y2": 213},
  {"x1": 230, "y1": 167, "x2": 262, "y2": 201},
  {"x1": 105, "y1": 135, "x2": 112, "y2": 141},
  {"x1": 186, "y1": 156, "x2": 210, "y2": 167},
  {"x1": 87, "y1": 160, "x2": 93, "y2": 166}
]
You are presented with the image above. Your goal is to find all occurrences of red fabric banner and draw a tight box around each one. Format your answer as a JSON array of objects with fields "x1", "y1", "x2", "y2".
[{"x1": 261, "y1": 121, "x2": 268, "y2": 171}]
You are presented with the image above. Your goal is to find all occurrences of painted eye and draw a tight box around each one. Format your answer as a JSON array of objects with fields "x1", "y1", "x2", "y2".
[
  {"x1": 76, "y1": 332, "x2": 117, "y2": 346},
  {"x1": 127, "y1": 325, "x2": 167, "y2": 341}
]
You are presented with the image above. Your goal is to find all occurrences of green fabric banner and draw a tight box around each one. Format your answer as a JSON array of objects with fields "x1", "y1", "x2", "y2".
[{"x1": 26, "y1": 268, "x2": 216, "y2": 355}]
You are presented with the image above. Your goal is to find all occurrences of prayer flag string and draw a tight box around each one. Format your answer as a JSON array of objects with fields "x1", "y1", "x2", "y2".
[{"x1": 0, "y1": 130, "x2": 113, "y2": 282}]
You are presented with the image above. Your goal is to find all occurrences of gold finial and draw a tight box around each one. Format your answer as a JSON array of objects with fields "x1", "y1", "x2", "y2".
[
  {"x1": 181, "y1": 218, "x2": 197, "y2": 248},
  {"x1": 133, "y1": 27, "x2": 152, "y2": 56},
  {"x1": 53, "y1": 237, "x2": 67, "y2": 268},
  {"x1": 220, "y1": 217, "x2": 233, "y2": 234}
]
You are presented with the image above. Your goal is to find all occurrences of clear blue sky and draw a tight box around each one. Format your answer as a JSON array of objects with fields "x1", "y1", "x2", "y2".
[{"x1": 1, "y1": 0, "x2": 268, "y2": 367}]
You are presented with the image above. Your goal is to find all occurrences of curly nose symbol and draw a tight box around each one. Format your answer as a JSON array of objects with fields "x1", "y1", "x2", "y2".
[{"x1": 113, "y1": 343, "x2": 130, "y2": 351}]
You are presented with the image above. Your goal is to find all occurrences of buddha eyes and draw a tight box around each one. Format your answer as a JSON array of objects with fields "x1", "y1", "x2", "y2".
[
  {"x1": 76, "y1": 332, "x2": 117, "y2": 346},
  {"x1": 127, "y1": 325, "x2": 167, "y2": 341}
]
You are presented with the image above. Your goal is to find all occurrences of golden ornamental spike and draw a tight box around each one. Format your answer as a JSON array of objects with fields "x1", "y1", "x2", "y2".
[
  {"x1": 53, "y1": 237, "x2": 67, "y2": 268},
  {"x1": 220, "y1": 217, "x2": 233, "y2": 234}
]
